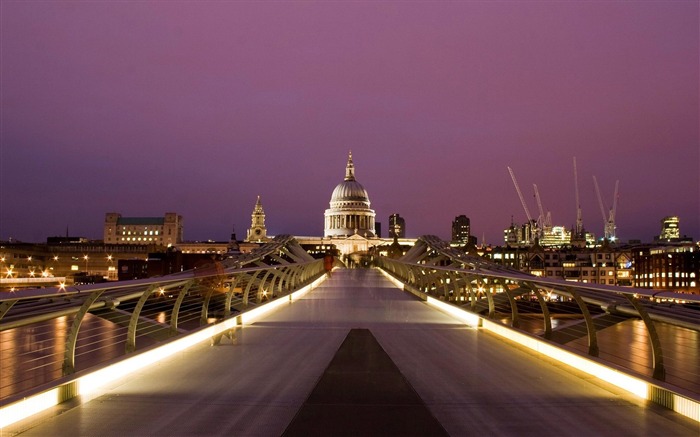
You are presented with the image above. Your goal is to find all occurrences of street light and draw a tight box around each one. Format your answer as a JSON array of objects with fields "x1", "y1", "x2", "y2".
[
  {"x1": 83, "y1": 255, "x2": 89, "y2": 273},
  {"x1": 106, "y1": 254, "x2": 114, "y2": 280}
]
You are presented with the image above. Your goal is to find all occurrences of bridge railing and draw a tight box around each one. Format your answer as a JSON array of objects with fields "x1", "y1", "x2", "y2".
[
  {"x1": 376, "y1": 237, "x2": 700, "y2": 405},
  {"x1": 0, "y1": 236, "x2": 326, "y2": 410}
]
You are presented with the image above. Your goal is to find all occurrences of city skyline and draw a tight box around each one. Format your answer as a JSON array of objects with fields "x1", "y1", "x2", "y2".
[{"x1": 2, "y1": 2, "x2": 698, "y2": 244}]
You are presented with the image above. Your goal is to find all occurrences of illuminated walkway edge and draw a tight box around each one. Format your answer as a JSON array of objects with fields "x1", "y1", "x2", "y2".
[
  {"x1": 377, "y1": 267, "x2": 700, "y2": 424},
  {"x1": 0, "y1": 274, "x2": 328, "y2": 429}
]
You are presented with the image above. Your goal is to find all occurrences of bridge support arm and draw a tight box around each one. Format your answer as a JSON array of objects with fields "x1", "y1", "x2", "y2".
[
  {"x1": 623, "y1": 294, "x2": 665, "y2": 381},
  {"x1": 0, "y1": 299, "x2": 19, "y2": 322},
  {"x1": 170, "y1": 281, "x2": 194, "y2": 335},
  {"x1": 126, "y1": 285, "x2": 159, "y2": 353},
  {"x1": 63, "y1": 290, "x2": 105, "y2": 375},
  {"x1": 502, "y1": 284, "x2": 520, "y2": 328},
  {"x1": 567, "y1": 287, "x2": 599, "y2": 357},
  {"x1": 523, "y1": 282, "x2": 552, "y2": 339}
]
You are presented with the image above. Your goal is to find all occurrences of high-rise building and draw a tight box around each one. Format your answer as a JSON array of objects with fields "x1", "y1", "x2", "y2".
[
  {"x1": 103, "y1": 212, "x2": 182, "y2": 246},
  {"x1": 388, "y1": 214, "x2": 405, "y2": 238},
  {"x1": 451, "y1": 215, "x2": 470, "y2": 245},
  {"x1": 246, "y1": 195, "x2": 269, "y2": 242},
  {"x1": 324, "y1": 152, "x2": 376, "y2": 238},
  {"x1": 658, "y1": 216, "x2": 680, "y2": 241}
]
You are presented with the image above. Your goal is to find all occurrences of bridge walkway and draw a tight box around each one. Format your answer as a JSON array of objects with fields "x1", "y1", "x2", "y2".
[{"x1": 12, "y1": 269, "x2": 698, "y2": 436}]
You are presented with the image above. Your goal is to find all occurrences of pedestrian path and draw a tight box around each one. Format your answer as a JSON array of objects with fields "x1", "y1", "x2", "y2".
[{"x1": 12, "y1": 269, "x2": 698, "y2": 436}]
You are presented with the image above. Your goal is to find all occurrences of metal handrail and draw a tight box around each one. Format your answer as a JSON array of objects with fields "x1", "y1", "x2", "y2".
[
  {"x1": 0, "y1": 236, "x2": 327, "y2": 405},
  {"x1": 376, "y1": 236, "x2": 700, "y2": 394}
]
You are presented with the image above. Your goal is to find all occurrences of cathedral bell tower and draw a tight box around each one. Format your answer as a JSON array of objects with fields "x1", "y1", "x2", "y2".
[{"x1": 246, "y1": 195, "x2": 268, "y2": 242}]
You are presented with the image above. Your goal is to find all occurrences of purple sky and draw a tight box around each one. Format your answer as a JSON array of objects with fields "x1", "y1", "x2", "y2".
[{"x1": 2, "y1": 2, "x2": 698, "y2": 244}]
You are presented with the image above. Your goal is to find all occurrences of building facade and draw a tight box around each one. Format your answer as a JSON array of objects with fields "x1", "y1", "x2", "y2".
[
  {"x1": 324, "y1": 152, "x2": 376, "y2": 238},
  {"x1": 480, "y1": 244, "x2": 634, "y2": 286},
  {"x1": 104, "y1": 213, "x2": 183, "y2": 246},
  {"x1": 633, "y1": 244, "x2": 699, "y2": 292}
]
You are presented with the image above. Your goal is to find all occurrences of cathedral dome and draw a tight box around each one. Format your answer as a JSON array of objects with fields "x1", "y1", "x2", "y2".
[
  {"x1": 330, "y1": 179, "x2": 370, "y2": 205},
  {"x1": 324, "y1": 152, "x2": 376, "y2": 238},
  {"x1": 328, "y1": 152, "x2": 371, "y2": 208}
]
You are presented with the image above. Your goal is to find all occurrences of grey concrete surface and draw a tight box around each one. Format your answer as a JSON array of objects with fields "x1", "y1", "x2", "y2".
[{"x1": 8, "y1": 269, "x2": 698, "y2": 436}]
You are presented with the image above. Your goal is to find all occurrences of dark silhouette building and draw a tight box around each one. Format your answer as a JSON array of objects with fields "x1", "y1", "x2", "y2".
[
  {"x1": 388, "y1": 214, "x2": 405, "y2": 238},
  {"x1": 451, "y1": 215, "x2": 471, "y2": 245}
]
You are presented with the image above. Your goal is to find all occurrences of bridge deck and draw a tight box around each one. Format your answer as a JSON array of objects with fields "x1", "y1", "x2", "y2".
[{"x1": 12, "y1": 269, "x2": 698, "y2": 436}]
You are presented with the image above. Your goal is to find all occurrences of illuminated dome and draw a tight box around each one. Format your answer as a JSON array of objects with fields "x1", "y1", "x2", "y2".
[
  {"x1": 330, "y1": 162, "x2": 370, "y2": 206},
  {"x1": 324, "y1": 152, "x2": 376, "y2": 238}
]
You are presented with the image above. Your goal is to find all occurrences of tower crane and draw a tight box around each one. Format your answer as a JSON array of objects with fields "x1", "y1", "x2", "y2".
[
  {"x1": 573, "y1": 157, "x2": 584, "y2": 238},
  {"x1": 593, "y1": 176, "x2": 620, "y2": 241},
  {"x1": 608, "y1": 180, "x2": 619, "y2": 241},
  {"x1": 533, "y1": 184, "x2": 552, "y2": 231},
  {"x1": 508, "y1": 166, "x2": 539, "y2": 241}
]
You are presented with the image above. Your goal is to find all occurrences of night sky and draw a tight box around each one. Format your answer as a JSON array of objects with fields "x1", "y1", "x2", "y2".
[{"x1": 2, "y1": 2, "x2": 698, "y2": 244}]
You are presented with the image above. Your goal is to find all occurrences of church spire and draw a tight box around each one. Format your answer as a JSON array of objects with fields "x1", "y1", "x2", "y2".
[
  {"x1": 246, "y1": 195, "x2": 268, "y2": 242},
  {"x1": 344, "y1": 150, "x2": 355, "y2": 181}
]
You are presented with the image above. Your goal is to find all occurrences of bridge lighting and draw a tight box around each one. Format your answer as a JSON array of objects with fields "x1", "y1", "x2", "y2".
[{"x1": 158, "y1": 287, "x2": 165, "y2": 296}]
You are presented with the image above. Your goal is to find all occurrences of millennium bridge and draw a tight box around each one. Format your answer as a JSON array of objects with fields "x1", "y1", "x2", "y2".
[{"x1": 1, "y1": 235, "x2": 699, "y2": 435}]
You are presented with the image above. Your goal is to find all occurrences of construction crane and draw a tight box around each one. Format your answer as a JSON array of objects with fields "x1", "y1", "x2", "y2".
[
  {"x1": 508, "y1": 166, "x2": 539, "y2": 241},
  {"x1": 608, "y1": 180, "x2": 619, "y2": 241},
  {"x1": 573, "y1": 157, "x2": 584, "y2": 238},
  {"x1": 593, "y1": 176, "x2": 620, "y2": 241},
  {"x1": 533, "y1": 184, "x2": 552, "y2": 231}
]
